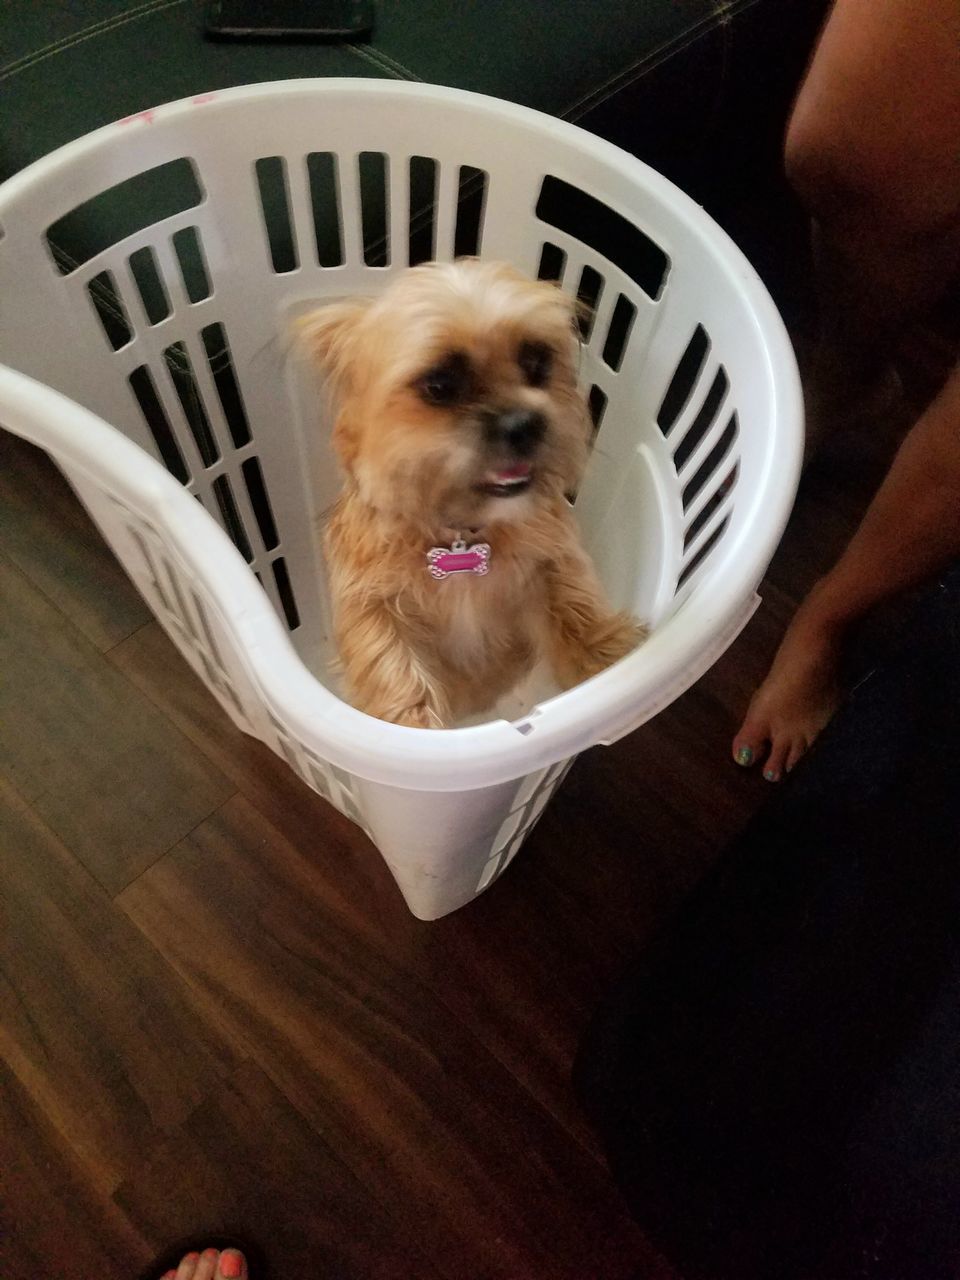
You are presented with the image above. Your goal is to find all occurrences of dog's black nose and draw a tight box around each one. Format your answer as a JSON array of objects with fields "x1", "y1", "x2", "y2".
[{"x1": 487, "y1": 409, "x2": 546, "y2": 456}]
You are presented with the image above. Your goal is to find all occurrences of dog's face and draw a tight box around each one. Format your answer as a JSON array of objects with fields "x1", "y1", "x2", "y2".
[{"x1": 302, "y1": 260, "x2": 590, "y2": 528}]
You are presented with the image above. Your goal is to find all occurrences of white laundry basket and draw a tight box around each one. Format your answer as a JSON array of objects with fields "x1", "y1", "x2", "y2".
[{"x1": 0, "y1": 79, "x2": 802, "y2": 919}]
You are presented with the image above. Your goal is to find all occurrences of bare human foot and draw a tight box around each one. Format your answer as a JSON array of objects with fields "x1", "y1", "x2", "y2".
[
  {"x1": 732, "y1": 603, "x2": 844, "y2": 782},
  {"x1": 160, "y1": 1248, "x2": 246, "y2": 1280}
]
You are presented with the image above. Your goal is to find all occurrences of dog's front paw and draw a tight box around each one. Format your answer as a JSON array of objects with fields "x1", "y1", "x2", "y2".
[
  {"x1": 572, "y1": 612, "x2": 647, "y2": 681},
  {"x1": 391, "y1": 701, "x2": 447, "y2": 730}
]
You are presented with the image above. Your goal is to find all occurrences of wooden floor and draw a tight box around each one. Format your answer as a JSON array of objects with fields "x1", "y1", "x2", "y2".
[{"x1": 0, "y1": 420, "x2": 883, "y2": 1280}]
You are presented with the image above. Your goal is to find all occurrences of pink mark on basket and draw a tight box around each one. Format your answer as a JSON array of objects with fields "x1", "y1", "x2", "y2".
[
  {"x1": 192, "y1": 92, "x2": 218, "y2": 105},
  {"x1": 427, "y1": 540, "x2": 491, "y2": 580},
  {"x1": 119, "y1": 108, "x2": 156, "y2": 126}
]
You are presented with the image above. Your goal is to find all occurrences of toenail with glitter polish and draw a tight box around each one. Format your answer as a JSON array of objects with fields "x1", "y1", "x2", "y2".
[
  {"x1": 764, "y1": 769, "x2": 778, "y2": 781},
  {"x1": 220, "y1": 1252, "x2": 243, "y2": 1279},
  {"x1": 736, "y1": 746, "x2": 753, "y2": 766}
]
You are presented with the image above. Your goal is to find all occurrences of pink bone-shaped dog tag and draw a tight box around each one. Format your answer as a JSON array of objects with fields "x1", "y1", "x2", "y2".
[{"x1": 426, "y1": 539, "x2": 491, "y2": 580}]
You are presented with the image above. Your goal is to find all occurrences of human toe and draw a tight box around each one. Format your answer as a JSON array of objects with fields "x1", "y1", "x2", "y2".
[
  {"x1": 785, "y1": 735, "x2": 809, "y2": 775},
  {"x1": 762, "y1": 736, "x2": 794, "y2": 783},
  {"x1": 732, "y1": 713, "x2": 769, "y2": 768},
  {"x1": 193, "y1": 1248, "x2": 222, "y2": 1280},
  {"x1": 174, "y1": 1253, "x2": 201, "y2": 1280},
  {"x1": 159, "y1": 1245, "x2": 248, "y2": 1280},
  {"x1": 217, "y1": 1250, "x2": 247, "y2": 1279}
]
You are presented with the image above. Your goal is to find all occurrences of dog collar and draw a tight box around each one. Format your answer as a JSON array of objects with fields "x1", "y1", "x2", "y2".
[{"x1": 426, "y1": 535, "x2": 491, "y2": 579}]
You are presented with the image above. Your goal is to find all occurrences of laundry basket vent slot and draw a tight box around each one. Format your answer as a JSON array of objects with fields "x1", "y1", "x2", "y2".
[
  {"x1": 195, "y1": 644, "x2": 220, "y2": 691},
  {"x1": 276, "y1": 731, "x2": 306, "y2": 781},
  {"x1": 673, "y1": 366, "x2": 729, "y2": 470},
  {"x1": 129, "y1": 365, "x2": 189, "y2": 482},
  {"x1": 191, "y1": 618, "x2": 244, "y2": 719},
  {"x1": 478, "y1": 758, "x2": 573, "y2": 891},
  {"x1": 408, "y1": 155, "x2": 438, "y2": 266},
  {"x1": 161, "y1": 553, "x2": 199, "y2": 641},
  {"x1": 601, "y1": 295, "x2": 637, "y2": 372},
  {"x1": 575, "y1": 265, "x2": 603, "y2": 340},
  {"x1": 684, "y1": 462, "x2": 739, "y2": 549},
  {"x1": 454, "y1": 165, "x2": 487, "y2": 258},
  {"x1": 127, "y1": 516, "x2": 245, "y2": 718},
  {"x1": 536, "y1": 241, "x2": 566, "y2": 283},
  {"x1": 535, "y1": 175, "x2": 669, "y2": 300},
  {"x1": 301, "y1": 751, "x2": 367, "y2": 827},
  {"x1": 657, "y1": 323, "x2": 710, "y2": 434},
  {"x1": 46, "y1": 158, "x2": 203, "y2": 274},
  {"x1": 587, "y1": 384, "x2": 608, "y2": 433},
  {"x1": 476, "y1": 855, "x2": 501, "y2": 892},
  {"x1": 306, "y1": 152, "x2": 344, "y2": 267},
  {"x1": 677, "y1": 516, "x2": 730, "y2": 590},
  {"x1": 87, "y1": 271, "x2": 133, "y2": 351},
  {"x1": 200, "y1": 322, "x2": 251, "y2": 447},
  {"x1": 171, "y1": 226, "x2": 211, "y2": 302},
  {"x1": 305, "y1": 758, "x2": 336, "y2": 804},
  {"x1": 255, "y1": 156, "x2": 298, "y2": 273},
  {"x1": 129, "y1": 246, "x2": 171, "y2": 325},
  {"x1": 241, "y1": 456, "x2": 279, "y2": 550},
  {"x1": 359, "y1": 151, "x2": 389, "y2": 267},
  {"x1": 127, "y1": 523, "x2": 170, "y2": 613},
  {"x1": 212, "y1": 474, "x2": 253, "y2": 562},
  {"x1": 164, "y1": 340, "x2": 220, "y2": 466},
  {"x1": 192, "y1": 590, "x2": 226, "y2": 670},
  {"x1": 682, "y1": 413, "x2": 738, "y2": 510},
  {"x1": 328, "y1": 762, "x2": 366, "y2": 825},
  {"x1": 569, "y1": 384, "x2": 607, "y2": 506},
  {"x1": 271, "y1": 557, "x2": 300, "y2": 630}
]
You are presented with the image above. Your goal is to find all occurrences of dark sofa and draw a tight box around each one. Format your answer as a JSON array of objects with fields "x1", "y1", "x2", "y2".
[{"x1": 1, "y1": 1, "x2": 828, "y2": 319}]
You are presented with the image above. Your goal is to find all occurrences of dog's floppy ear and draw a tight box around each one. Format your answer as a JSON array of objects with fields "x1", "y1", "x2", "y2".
[
  {"x1": 296, "y1": 299, "x2": 372, "y2": 395},
  {"x1": 297, "y1": 300, "x2": 373, "y2": 476}
]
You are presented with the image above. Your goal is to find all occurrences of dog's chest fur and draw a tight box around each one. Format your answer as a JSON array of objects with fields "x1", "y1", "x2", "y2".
[
  {"x1": 392, "y1": 529, "x2": 549, "y2": 714},
  {"x1": 427, "y1": 558, "x2": 544, "y2": 669},
  {"x1": 326, "y1": 494, "x2": 572, "y2": 720}
]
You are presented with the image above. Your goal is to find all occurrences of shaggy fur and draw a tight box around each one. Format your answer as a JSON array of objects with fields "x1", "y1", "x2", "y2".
[{"x1": 301, "y1": 259, "x2": 645, "y2": 728}]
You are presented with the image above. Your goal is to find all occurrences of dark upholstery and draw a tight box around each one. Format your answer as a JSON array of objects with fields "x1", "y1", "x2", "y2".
[{"x1": 1, "y1": 0, "x2": 828, "y2": 315}]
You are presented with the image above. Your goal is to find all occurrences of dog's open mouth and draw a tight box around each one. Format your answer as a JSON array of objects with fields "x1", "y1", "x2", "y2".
[{"x1": 480, "y1": 462, "x2": 534, "y2": 498}]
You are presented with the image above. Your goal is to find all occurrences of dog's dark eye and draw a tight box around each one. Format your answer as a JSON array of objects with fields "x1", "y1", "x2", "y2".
[
  {"x1": 418, "y1": 353, "x2": 469, "y2": 406},
  {"x1": 519, "y1": 341, "x2": 553, "y2": 388}
]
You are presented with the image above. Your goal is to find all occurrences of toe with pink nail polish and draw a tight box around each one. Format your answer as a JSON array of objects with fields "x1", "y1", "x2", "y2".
[{"x1": 219, "y1": 1251, "x2": 244, "y2": 1279}]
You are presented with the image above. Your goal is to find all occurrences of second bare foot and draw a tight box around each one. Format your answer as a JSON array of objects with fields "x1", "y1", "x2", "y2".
[
  {"x1": 731, "y1": 608, "x2": 843, "y2": 782},
  {"x1": 160, "y1": 1248, "x2": 246, "y2": 1280}
]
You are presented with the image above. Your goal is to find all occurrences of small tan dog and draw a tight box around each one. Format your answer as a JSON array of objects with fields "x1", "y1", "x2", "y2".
[{"x1": 302, "y1": 259, "x2": 645, "y2": 728}]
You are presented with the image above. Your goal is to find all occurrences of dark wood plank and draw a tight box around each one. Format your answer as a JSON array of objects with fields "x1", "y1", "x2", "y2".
[
  {"x1": 115, "y1": 1060, "x2": 443, "y2": 1280},
  {"x1": 108, "y1": 618, "x2": 699, "y2": 1161},
  {"x1": 0, "y1": 776, "x2": 241, "y2": 1196},
  {"x1": 0, "y1": 429, "x2": 151, "y2": 651},
  {"x1": 119, "y1": 794, "x2": 675, "y2": 1280},
  {"x1": 0, "y1": 553, "x2": 234, "y2": 890},
  {"x1": 107, "y1": 619, "x2": 399, "y2": 916},
  {"x1": 0, "y1": 1057, "x2": 151, "y2": 1280}
]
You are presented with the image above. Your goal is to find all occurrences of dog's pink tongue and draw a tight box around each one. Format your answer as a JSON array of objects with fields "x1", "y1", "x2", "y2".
[{"x1": 493, "y1": 462, "x2": 532, "y2": 481}]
